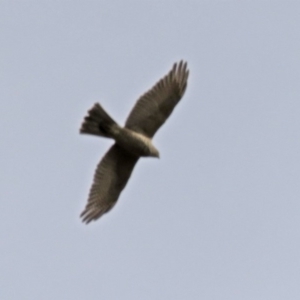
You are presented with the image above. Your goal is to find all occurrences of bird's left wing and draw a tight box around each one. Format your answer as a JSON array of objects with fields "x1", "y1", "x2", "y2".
[
  {"x1": 125, "y1": 61, "x2": 189, "y2": 138},
  {"x1": 80, "y1": 144, "x2": 139, "y2": 223}
]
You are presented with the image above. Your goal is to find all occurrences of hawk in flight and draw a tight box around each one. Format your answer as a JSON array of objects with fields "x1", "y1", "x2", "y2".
[{"x1": 80, "y1": 61, "x2": 189, "y2": 223}]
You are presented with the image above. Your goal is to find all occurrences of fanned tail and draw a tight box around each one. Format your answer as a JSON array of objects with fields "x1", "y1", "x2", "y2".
[{"x1": 80, "y1": 103, "x2": 118, "y2": 138}]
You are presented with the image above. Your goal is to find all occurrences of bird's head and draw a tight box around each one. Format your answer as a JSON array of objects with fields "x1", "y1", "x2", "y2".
[{"x1": 150, "y1": 146, "x2": 160, "y2": 158}]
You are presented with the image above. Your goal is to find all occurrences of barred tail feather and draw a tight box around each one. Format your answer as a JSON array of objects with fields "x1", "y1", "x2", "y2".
[{"x1": 80, "y1": 103, "x2": 118, "y2": 138}]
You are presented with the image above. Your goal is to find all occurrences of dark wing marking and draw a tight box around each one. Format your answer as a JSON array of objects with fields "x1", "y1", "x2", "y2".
[
  {"x1": 80, "y1": 144, "x2": 139, "y2": 223},
  {"x1": 125, "y1": 61, "x2": 189, "y2": 138}
]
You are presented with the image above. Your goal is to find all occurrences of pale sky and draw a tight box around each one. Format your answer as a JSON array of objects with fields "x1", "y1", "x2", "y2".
[{"x1": 1, "y1": 1, "x2": 300, "y2": 299}]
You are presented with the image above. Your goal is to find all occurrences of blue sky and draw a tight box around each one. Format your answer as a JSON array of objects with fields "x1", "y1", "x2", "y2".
[{"x1": 1, "y1": 1, "x2": 300, "y2": 299}]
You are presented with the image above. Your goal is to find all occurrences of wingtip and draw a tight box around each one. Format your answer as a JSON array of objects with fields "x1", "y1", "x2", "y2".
[
  {"x1": 175, "y1": 59, "x2": 187, "y2": 67},
  {"x1": 80, "y1": 201, "x2": 114, "y2": 224},
  {"x1": 80, "y1": 210, "x2": 95, "y2": 224},
  {"x1": 173, "y1": 60, "x2": 189, "y2": 73}
]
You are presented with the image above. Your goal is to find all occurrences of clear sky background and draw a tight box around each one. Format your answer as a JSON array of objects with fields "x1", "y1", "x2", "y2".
[{"x1": 1, "y1": 1, "x2": 300, "y2": 299}]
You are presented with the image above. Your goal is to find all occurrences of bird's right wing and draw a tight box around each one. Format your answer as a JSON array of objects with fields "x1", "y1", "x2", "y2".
[
  {"x1": 80, "y1": 144, "x2": 139, "y2": 224},
  {"x1": 125, "y1": 61, "x2": 189, "y2": 138}
]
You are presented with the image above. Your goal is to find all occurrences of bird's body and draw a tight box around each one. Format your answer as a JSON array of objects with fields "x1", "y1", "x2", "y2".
[
  {"x1": 113, "y1": 127, "x2": 159, "y2": 157},
  {"x1": 80, "y1": 61, "x2": 189, "y2": 223}
]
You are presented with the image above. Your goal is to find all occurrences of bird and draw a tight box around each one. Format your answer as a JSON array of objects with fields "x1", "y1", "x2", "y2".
[{"x1": 80, "y1": 61, "x2": 189, "y2": 223}]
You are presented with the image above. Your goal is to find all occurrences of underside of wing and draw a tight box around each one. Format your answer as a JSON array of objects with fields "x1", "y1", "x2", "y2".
[
  {"x1": 80, "y1": 144, "x2": 139, "y2": 224},
  {"x1": 125, "y1": 61, "x2": 189, "y2": 138}
]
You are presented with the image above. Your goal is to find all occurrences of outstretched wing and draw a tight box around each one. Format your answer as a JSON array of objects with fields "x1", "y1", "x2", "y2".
[
  {"x1": 80, "y1": 144, "x2": 139, "y2": 223},
  {"x1": 125, "y1": 61, "x2": 189, "y2": 138}
]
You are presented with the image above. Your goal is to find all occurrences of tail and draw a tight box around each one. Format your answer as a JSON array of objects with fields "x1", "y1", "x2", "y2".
[{"x1": 80, "y1": 103, "x2": 119, "y2": 138}]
